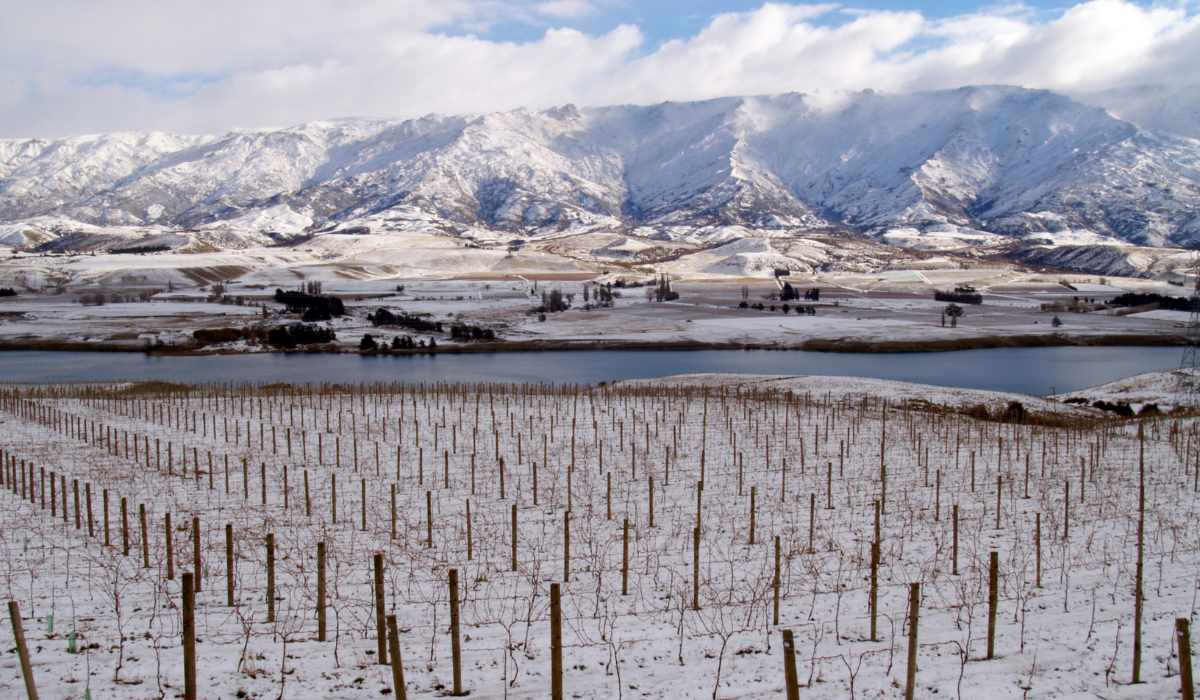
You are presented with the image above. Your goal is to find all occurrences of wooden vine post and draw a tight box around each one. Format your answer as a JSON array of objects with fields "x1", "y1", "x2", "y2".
[
  {"x1": 317, "y1": 541, "x2": 327, "y2": 641},
  {"x1": 8, "y1": 601, "x2": 38, "y2": 700},
  {"x1": 449, "y1": 568, "x2": 464, "y2": 696},
  {"x1": 621, "y1": 518, "x2": 630, "y2": 595},
  {"x1": 905, "y1": 583, "x2": 920, "y2": 700},
  {"x1": 387, "y1": 614, "x2": 408, "y2": 700},
  {"x1": 182, "y1": 573, "x2": 197, "y2": 700},
  {"x1": 781, "y1": 628, "x2": 799, "y2": 700},
  {"x1": 551, "y1": 582, "x2": 564, "y2": 700},
  {"x1": 266, "y1": 534, "x2": 275, "y2": 623},
  {"x1": 987, "y1": 551, "x2": 999, "y2": 660},
  {"x1": 192, "y1": 516, "x2": 202, "y2": 592},
  {"x1": 1133, "y1": 423, "x2": 1146, "y2": 684},
  {"x1": 374, "y1": 553, "x2": 387, "y2": 663},
  {"x1": 225, "y1": 523, "x2": 235, "y2": 606},
  {"x1": 1178, "y1": 617, "x2": 1195, "y2": 700}
]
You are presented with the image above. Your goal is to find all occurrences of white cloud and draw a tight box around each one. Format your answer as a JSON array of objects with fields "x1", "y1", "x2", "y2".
[
  {"x1": 536, "y1": 0, "x2": 597, "y2": 19},
  {"x1": 1, "y1": 1, "x2": 1198, "y2": 138}
]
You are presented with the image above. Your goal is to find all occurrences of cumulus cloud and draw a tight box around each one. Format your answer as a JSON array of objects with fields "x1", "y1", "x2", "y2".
[
  {"x1": 536, "y1": 0, "x2": 598, "y2": 18},
  {"x1": 1, "y1": 1, "x2": 1197, "y2": 138}
]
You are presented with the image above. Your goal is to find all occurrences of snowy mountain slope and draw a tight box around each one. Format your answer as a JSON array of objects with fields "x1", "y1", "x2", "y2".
[{"x1": 1, "y1": 86, "x2": 1198, "y2": 260}]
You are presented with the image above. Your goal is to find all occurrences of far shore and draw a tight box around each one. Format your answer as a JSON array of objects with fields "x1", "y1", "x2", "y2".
[{"x1": 0, "y1": 331, "x2": 1184, "y2": 356}]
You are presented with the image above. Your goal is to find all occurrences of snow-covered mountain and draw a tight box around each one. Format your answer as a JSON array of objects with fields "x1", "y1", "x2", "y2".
[{"x1": 2, "y1": 85, "x2": 1199, "y2": 256}]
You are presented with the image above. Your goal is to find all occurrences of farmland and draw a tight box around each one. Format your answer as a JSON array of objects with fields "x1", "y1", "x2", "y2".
[{"x1": 0, "y1": 375, "x2": 1197, "y2": 699}]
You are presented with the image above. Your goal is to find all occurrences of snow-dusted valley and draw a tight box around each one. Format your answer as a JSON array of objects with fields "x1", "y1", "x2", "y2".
[{"x1": 1, "y1": 374, "x2": 1197, "y2": 699}]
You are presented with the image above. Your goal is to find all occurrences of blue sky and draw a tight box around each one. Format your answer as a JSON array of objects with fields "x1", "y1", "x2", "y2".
[
  {"x1": 477, "y1": 1, "x2": 1127, "y2": 47},
  {"x1": 0, "y1": 1, "x2": 1196, "y2": 137}
]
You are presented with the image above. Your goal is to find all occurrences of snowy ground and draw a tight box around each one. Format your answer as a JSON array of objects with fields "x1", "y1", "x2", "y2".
[
  {"x1": 0, "y1": 375, "x2": 1197, "y2": 699},
  {"x1": 0, "y1": 262, "x2": 1189, "y2": 353}
]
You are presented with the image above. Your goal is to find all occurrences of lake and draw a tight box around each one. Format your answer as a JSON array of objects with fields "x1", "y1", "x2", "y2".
[{"x1": 0, "y1": 346, "x2": 1183, "y2": 395}]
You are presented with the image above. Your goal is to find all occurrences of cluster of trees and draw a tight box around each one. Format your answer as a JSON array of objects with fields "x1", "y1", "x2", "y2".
[
  {"x1": 779, "y1": 283, "x2": 820, "y2": 302},
  {"x1": 366, "y1": 308, "x2": 444, "y2": 332},
  {"x1": 360, "y1": 333, "x2": 437, "y2": 351},
  {"x1": 652, "y1": 274, "x2": 678, "y2": 302},
  {"x1": 0, "y1": 287, "x2": 15, "y2": 297},
  {"x1": 449, "y1": 324, "x2": 496, "y2": 341},
  {"x1": 76, "y1": 290, "x2": 158, "y2": 305},
  {"x1": 960, "y1": 400, "x2": 1027, "y2": 423},
  {"x1": 110, "y1": 244, "x2": 171, "y2": 255},
  {"x1": 1109, "y1": 292, "x2": 1198, "y2": 312},
  {"x1": 192, "y1": 327, "x2": 269, "y2": 346},
  {"x1": 266, "y1": 323, "x2": 336, "y2": 348},
  {"x1": 536, "y1": 289, "x2": 572, "y2": 313},
  {"x1": 934, "y1": 286, "x2": 982, "y2": 304},
  {"x1": 738, "y1": 301, "x2": 817, "y2": 315},
  {"x1": 274, "y1": 288, "x2": 345, "y2": 320}
]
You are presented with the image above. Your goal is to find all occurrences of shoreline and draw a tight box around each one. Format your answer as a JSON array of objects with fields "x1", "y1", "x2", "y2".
[{"x1": 0, "y1": 332, "x2": 1184, "y2": 356}]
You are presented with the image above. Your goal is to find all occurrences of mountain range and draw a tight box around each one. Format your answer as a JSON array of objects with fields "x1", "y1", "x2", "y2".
[{"x1": 2, "y1": 85, "x2": 1199, "y2": 270}]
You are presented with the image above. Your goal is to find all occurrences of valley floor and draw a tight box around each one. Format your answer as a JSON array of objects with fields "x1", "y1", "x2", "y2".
[{"x1": 0, "y1": 266, "x2": 1190, "y2": 355}]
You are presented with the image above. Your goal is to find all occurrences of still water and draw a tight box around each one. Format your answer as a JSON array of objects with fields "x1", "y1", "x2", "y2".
[{"x1": 0, "y1": 346, "x2": 1183, "y2": 396}]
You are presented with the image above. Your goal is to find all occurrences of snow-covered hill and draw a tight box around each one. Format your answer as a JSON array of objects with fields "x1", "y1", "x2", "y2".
[{"x1": 2, "y1": 86, "x2": 1199, "y2": 262}]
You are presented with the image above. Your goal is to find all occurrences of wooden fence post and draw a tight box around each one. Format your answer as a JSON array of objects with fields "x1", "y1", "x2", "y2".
[
  {"x1": 182, "y1": 573, "x2": 196, "y2": 700},
  {"x1": 987, "y1": 551, "x2": 999, "y2": 659},
  {"x1": 1179, "y1": 617, "x2": 1195, "y2": 700},
  {"x1": 773, "y1": 535, "x2": 781, "y2": 626},
  {"x1": 122, "y1": 497, "x2": 130, "y2": 556},
  {"x1": 426, "y1": 491, "x2": 434, "y2": 548},
  {"x1": 387, "y1": 614, "x2": 408, "y2": 700},
  {"x1": 905, "y1": 583, "x2": 920, "y2": 700},
  {"x1": 621, "y1": 519, "x2": 629, "y2": 595},
  {"x1": 551, "y1": 582, "x2": 563, "y2": 700},
  {"x1": 140, "y1": 503, "x2": 150, "y2": 568},
  {"x1": 749, "y1": 485, "x2": 756, "y2": 545},
  {"x1": 266, "y1": 534, "x2": 275, "y2": 623},
  {"x1": 952, "y1": 504, "x2": 959, "y2": 576},
  {"x1": 86, "y1": 483, "x2": 94, "y2": 537},
  {"x1": 693, "y1": 526, "x2": 701, "y2": 611},
  {"x1": 1035, "y1": 513, "x2": 1042, "y2": 588},
  {"x1": 511, "y1": 504, "x2": 518, "y2": 572},
  {"x1": 317, "y1": 541, "x2": 327, "y2": 641},
  {"x1": 1133, "y1": 424, "x2": 1146, "y2": 684},
  {"x1": 781, "y1": 629, "x2": 799, "y2": 700},
  {"x1": 192, "y1": 516, "x2": 202, "y2": 592},
  {"x1": 8, "y1": 601, "x2": 38, "y2": 700},
  {"x1": 166, "y1": 513, "x2": 175, "y2": 580},
  {"x1": 449, "y1": 568, "x2": 464, "y2": 696},
  {"x1": 226, "y1": 523, "x2": 235, "y2": 606},
  {"x1": 563, "y1": 510, "x2": 571, "y2": 582},
  {"x1": 466, "y1": 500, "x2": 473, "y2": 561},
  {"x1": 374, "y1": 553, "x2": 387, "y2": 663},
  {"x1": 606, "y1": 472, "x2": 611, "y2": 520}
]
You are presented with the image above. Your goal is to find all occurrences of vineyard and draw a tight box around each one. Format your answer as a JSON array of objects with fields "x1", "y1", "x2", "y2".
[{"x1": 0, "y1": 376, "x2": 1197, "y2": 699}]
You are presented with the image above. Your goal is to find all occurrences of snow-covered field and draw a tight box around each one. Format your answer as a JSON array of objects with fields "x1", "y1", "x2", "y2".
[
  {"x1": 0, "y1": 258, "x2": 1190, "y2": 353},
  {"x1": 1, "y1": 375, "x2": 1197, "y2": 699}
]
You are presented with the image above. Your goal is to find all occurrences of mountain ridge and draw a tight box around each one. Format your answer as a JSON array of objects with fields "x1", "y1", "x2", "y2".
[{"x1": 2, "y1": 85, "x2": 1199, "y2": 259}]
